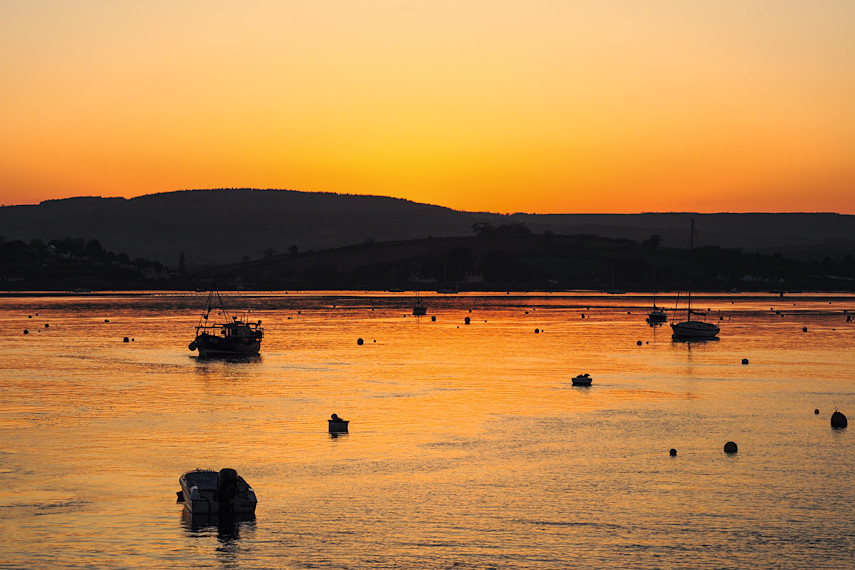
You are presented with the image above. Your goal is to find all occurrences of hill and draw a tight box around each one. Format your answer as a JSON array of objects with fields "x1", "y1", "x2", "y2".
[
  {"x1": 1, "y1": 189, "x2": 853, "y2": 267},
  {"x1": 197, "y1": 230, "x2": 853, "y2": 293}
]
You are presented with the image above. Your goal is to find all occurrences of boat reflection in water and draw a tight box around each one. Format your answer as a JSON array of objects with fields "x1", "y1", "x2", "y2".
[{"x1": 180, "y1": 508, "x2": 256, "y2": 546}]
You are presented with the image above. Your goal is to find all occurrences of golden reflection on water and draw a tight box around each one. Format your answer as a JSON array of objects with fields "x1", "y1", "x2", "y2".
[{"x1": 0, "y1": 292, "x2": 853, "y2": 567}]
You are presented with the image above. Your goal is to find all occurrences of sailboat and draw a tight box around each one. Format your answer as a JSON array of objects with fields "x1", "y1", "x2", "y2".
[
  {"x1": 647, "y1": 240, "x2": 667, "y2": 324},
  {"x1": 670, "y1": 220, "x2": 720, "y2": 339},
  {"x1": 412, "y1": 288, "x2": 427, "y2": 316}
]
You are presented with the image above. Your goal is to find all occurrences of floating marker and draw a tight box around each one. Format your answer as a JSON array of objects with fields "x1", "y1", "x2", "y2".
[
  {"x1": 803, "y1": 327, "x2": 807, "y2": 332},
  {"x1": 814, "y1": 409, "x2": 820, "y2": 415},
  {"x1": 357, "y1": 338, "x2": 363, "y2": 345},
  {"x1": 465, "y1": 317, "x2": 470, "y2": 325},
  {"x1": 636, "y1": 340, "x2": 642, "y2": 346},
  {"x1": 831, "y1": 410, "x2": 848, "y2": 429},
  {"x1": 742, "y1": 358, "x2": 749, "y2": 365},
  {"x1": 123, "y1": 337, "x2": 129, "y2": 343},
  {"x1": 724, "y1": 441, "x2": 738, "y2": 454},
  {"x1": 669, "y1": 449, "x2": 677, "y2": 457},
  {"x1": 535, "y1": 328, "x2": 540, "y2": 334},
  {"x1": 431, "y1": 315, "x2": 436, "y2": 321}
]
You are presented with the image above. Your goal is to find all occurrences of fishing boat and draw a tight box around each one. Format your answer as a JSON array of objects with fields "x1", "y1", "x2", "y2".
[
  {"x1": 178, "y1": 468, "x2": 257, "y2": 515},
  {"x1": 671, "y1": 220, "x2": 720, "y2": 340},
  {"x1": 188, "y1": 290, "x2": 263, "y2": 357}
]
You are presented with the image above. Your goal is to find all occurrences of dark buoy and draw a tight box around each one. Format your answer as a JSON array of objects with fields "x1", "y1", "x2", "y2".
[
  {"x1": 636, "y1": 340, "x2": 642, "y2": 346},
  {"x1": 188, "y1": 341, "x2": 197, "y2": 351},
  {"x1": 814, "y1": 409, "x2": 820, "y2": 415},
  {"x1": 802, "y1": 327, "x2": 807, "y2": 332},
  {"x1": 581, "y1": 314, "x2": 585, "y2": 318},
  {"x1": 104, "y1": 319, "x2": 110, "y2": 323},
  {"x1": 123, "y1": 337, "x2": 129, "y2": 343},
  {"x1": 431, "y1": 315, "x2": 436, "y2": 322},
  {"x1": 724, "y1": 441, "x2": 738, "y2": 454},
  {"x1": 831, "y1": 410, "x2": 847, "y2": 429},
  {"x1": 357, "y1": 338, "x2": 364, "y2": 345},
  {"x1": 44, "y1": 323, "x2": 49, "y2": 328},
  {"x1": 23, "y1": 330, "x2": 28, "y2": 335},
  {"x1": 535, "y1": 328, "x2": 540, "y2": 334},
  {"x1": 741, "y1": 358, "x2": 749, "y2": 365},
  {"x1": 464, "y1": 317, "x2": 470, "y2": 325},
  {"x1": 669, "y1": 448, "x2": 677, "y2": 457}
]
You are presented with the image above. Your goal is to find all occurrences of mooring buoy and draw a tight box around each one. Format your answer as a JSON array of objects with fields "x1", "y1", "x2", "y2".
[
  {"x1": 831, "y1": 410, "x2": 848, "y2": 429},
  {"x1": 742, "y1": 358, "x2": 749, "y2": 365},
  {"x1": 724, "y1": 441, "x2": 738, "y2": 453},
  {"x1": 669, "y1": 448, "x2": 677, "y2": 457}
]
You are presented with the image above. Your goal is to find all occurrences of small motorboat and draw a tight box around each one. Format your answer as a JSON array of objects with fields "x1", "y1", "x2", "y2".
[
  {"x1": 328, "y1": 413, "x2": 349, "y2": 433},
  {"x1": 178, "y1": 468, "x2": 257, "y2": 515},
  {"x1": 647, "y1": 307, "x2": 668, "y2": 323},
  {"x1": 572, "y1": 373, "x2": 592, "y2": 386}
]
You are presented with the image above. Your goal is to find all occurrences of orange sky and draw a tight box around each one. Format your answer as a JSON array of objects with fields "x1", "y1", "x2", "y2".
[{"x1": 2, "y1": 1, "x2": 854, "y2": 213}]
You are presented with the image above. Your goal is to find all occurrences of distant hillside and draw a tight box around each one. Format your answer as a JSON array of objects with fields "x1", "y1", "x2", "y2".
[
  {"x1": 0, "y1": 189, "x2": 853, "y2": 267},
  {"x1": 199, "y1": 230, "x2": 854, "y2": 292}
]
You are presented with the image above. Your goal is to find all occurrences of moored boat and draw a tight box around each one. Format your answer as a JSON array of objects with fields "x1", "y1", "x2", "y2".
[
  {"x1": 647, "y1": 307, "x2": 668, "y2": 323},
  {"x1": 178, "y1": 468, "x2": 257, "y2": 515},
  {"x1": 189, "y1": 290, "x2": 263, "y2": 357},
  {"x1": 671, "y1": 220, "x2": 720, "y2": 340},
  {"x1": 572, "y1": 373, "x2": 592, "y2": 386}
]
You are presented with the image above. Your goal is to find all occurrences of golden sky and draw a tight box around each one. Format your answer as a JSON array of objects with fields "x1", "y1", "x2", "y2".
[{"x1": 2, "y1": 0, "x2": 854, "y2": 213}]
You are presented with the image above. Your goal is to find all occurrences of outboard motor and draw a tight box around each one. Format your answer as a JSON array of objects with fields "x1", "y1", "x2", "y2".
[{"x1": 216, "y1": 468, "x2": 239, "y2": 511}]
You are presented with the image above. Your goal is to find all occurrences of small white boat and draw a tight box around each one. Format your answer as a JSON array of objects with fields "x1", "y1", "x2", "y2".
[
  {"x1": 572, "y1": 373, "x2": 592, "y2": 386},
  {"x1": 178, "y1": 468, "x2": 257, "y2": 515}
]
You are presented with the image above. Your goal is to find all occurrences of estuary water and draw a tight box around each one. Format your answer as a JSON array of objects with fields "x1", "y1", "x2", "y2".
[{"x1": 0, "y1": 291, "x2": 853, "y2": 568}]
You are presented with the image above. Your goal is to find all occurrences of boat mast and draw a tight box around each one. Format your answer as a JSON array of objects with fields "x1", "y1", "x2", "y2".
[{"x1": 687, "y1": 218, "x2": 694, "y2": 317}]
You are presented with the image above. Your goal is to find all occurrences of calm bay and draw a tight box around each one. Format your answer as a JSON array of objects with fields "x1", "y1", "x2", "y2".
[{"x1": 1, "y1": 291, "x2": 853, "y2": 568}]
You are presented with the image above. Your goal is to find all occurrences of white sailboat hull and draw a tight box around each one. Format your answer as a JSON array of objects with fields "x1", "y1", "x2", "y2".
[{"x1": 671, "y1": 320, "x2": 720, "y2": 338}]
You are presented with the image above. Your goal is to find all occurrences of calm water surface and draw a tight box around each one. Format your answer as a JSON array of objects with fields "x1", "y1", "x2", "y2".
[{"x1": 1, "y1": 291, "x2": 853, "y2": 568}]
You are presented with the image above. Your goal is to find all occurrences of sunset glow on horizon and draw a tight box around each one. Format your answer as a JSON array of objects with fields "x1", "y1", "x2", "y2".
[{"x1": 2, "y1": 1, "x2": 854, "y2": 213}]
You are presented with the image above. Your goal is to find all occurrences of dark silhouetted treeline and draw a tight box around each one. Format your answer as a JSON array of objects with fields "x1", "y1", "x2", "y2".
[
  {"x1": 195, "y1": 227, "x2": 855, "y2": 292},
  {"x1": 0, "y1": 236, "x2": 170, "y2": 290}
]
